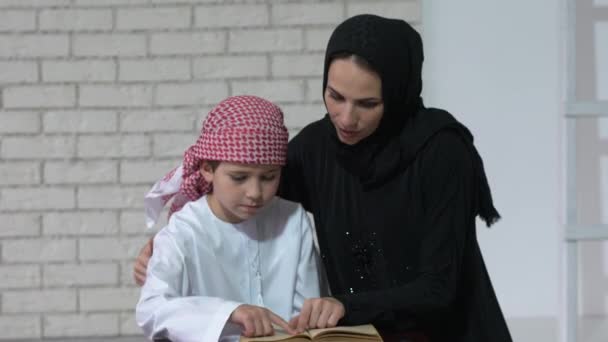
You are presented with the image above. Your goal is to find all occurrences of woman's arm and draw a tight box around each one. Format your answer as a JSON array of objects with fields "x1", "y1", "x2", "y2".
[{"x1": 133, "y1": 236, "x2": 154, "y2": 286}]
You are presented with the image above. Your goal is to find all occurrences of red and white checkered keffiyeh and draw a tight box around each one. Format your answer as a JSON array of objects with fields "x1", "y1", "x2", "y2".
[{"x1": 144, "y1": 95, "x2": 288, "y2": 228}]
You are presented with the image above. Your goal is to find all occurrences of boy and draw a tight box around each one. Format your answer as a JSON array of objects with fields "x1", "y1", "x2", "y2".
[{"x1": 136, "y1": 96, "x2": 320, "y2": 341}]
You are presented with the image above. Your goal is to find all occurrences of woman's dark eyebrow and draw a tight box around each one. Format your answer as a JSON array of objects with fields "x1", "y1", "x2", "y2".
[{"x1": 326, "y1": 85, "x2": 381, "y2": 102}]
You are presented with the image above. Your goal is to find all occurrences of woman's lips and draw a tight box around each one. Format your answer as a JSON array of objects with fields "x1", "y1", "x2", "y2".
[{"x1": 338, "y1": 128, "x2": 359, "y2": 139}]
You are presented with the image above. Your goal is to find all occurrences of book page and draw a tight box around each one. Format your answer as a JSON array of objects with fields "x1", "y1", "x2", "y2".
[
  {"x1": 239, "y1": 327, "x2": 311, "y2": 342},
  {"x1": 308, "y1": 324, "x2": 381, "y2": 339}
]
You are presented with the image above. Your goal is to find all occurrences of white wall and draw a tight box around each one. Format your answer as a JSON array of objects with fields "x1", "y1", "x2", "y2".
[{"x1": 422, "y1": 0, "x2": 562, "y2": 340}]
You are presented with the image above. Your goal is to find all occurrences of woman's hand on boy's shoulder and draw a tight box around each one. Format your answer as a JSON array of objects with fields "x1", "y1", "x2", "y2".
[
  {"x1": 133, "y1": 237, "x2": 154, "y2": 286},
  {"x1": 231, "y1": 304, "x2": 296, "y2": 338},
  {"x1": 289, "y1": 297, "x2": 345, "y2": 333}
]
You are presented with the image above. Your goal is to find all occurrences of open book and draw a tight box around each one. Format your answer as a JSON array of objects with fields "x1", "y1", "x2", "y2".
[{"x1": 240, "y1": 324, "x2": 383, "y2": 342}]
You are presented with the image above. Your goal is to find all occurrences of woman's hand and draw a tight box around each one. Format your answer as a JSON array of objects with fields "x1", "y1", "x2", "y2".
[
  {"x1": 133, "y1": 237, "x2": 154, "y2": 286},
  {"x1": 289, "y1": 297, "x2": 345, "y2": 332},
  {"x1": 230, "y1": 304, "x2": 296, "y2": 337}
]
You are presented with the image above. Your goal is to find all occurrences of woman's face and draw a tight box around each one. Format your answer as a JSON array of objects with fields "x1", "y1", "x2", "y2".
[{"x1": 324, "y1": 57, "x2": 384, "y2": 145}]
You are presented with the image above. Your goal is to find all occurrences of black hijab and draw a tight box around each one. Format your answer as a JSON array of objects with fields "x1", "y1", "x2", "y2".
[{"x1": 322, "y1": 14, "x2": 500, "y2": 226}]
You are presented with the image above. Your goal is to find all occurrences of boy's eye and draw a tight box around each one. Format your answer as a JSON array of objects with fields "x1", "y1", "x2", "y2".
[
  {"x1": 230, "y1": 175, "x2": 247, "y2": 182},
  {"x1": 261, "y1": 174, "x2": 277, "y2": 181}
]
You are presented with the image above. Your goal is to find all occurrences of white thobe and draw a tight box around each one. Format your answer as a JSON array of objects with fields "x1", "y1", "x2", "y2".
[{"x1": 136, "y1": 196, "x2": 321, "y2": 342}]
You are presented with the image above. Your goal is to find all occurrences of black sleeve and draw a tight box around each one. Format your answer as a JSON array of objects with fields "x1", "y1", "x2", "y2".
[
  {"x1": 335, "y1": 132, "x2": 474, "y2": 324},
  {"x1": 278, "y1": 131, "x2": 313, "y2": 212}
]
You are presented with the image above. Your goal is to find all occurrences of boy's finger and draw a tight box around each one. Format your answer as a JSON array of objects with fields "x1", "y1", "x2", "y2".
[
  {"x1": 270, "y1": 312, "x2": 297, "y2": 335},
  {"x1": 288, "y1": 315, "x2": 299, "y2": 329},
  {"x1": 242, "y1": 319, "x2": 254, "y2": 337},
  {"x1": 253, "y1": 317, "x2": 263, "y2": 337},
  {"x1": 297, "y1": 301, "x2": 312, "y2": 332},
  {"x1": 262, "y1": 314, "x2": 273, "y2": 336}
]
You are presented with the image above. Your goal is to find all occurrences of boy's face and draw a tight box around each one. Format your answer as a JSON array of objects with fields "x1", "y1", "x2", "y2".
[{"x1": 200, "y1": 161, "x2": 281, "y2": 223}]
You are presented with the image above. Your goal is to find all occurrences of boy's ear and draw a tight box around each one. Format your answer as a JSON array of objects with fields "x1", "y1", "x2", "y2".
[{"x1": 199, "y1": 161, "x2": 214, "y2": 183}]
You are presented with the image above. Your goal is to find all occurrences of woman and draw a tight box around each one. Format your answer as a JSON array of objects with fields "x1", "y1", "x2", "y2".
[{"x1": 135, "y1": 14, "x2": 512, "y2": 341}]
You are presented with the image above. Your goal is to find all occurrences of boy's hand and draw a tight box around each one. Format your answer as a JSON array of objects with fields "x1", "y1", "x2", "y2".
[
  {"x1": 230, "y1": 304, "x2": 296, "y2": 337},
  {"x1": 289, "y1": 297, "x2": 345, "y2": 332},
  {"x1": 133, "y1": 237, "x2": 153, "y2": 286}
]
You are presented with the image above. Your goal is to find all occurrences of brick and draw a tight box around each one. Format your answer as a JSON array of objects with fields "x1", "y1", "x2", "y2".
[
  {"x1": 1, "y1": 136, "x2": 75, "y2": 159},
  {"x1": 195, "y1": 4, "x2": 268, "y2": 27},
  {"x1": 43, "y1": 110, "x2": 117, "y2": 133},
  {"x1": 74, "y1": 0, "x2": 147, "y2": 5},
  {"x1": 2, "y1": 290, "x2": 76, "y2": 313},
  {"x1": 78, "y1": 185, "x2": 149, "y2": 209},
  {"x1": 43, "y1": 263, "x2": 118, "y2": 287},
  {"x1": 155, "y1": 82, "x2": 228, "y2": 106},
  {"x1": 229, "y1": 29, "x2": 302, "y2": 52},
  {"x1": 79, "y1": 237, "x2": 148, "y2": 260},
  {"x1": 44, "y1": 313, "x2": 118, "y2": 337},
  {"x1": 44, "y1": 161, "x2": 118, "y2": 184},
  {"x1": 281, "y1": 104, "x2": 326, "y2": 128},
  {"x1": 0, "y1": 111, "x2": 39, "y2": 133},
  {"x1": 3, "y1": 85, "x2": 76, "y2": 108},
  {"x1": 0, "y1": 187, "x2": 75, "y2": 210},
  {"x1": 152, "y1": 0, "x2": 217, "y2": 3},
  {"x1": 77, "y1": 135, "x2": 150, "y2": 158},
  {"x1": 80, "y1": 85, "x2": 154, "y2": 108},
  {"x1": 150, "y1": 31, "x2": 225, "y2": 55},
  {"x1": 120, "y1": 212, "x2": 143, "y2": 235},
  {"x1": 272, "y1": 3, "x2": 343, "y2": 25},
  {"x1": 232, "y1": 80, "x2": 304, "y2": 103},
  {"x1": 305, "y1": 28, "x2": 333, "y2": 51},
  {"x1": 306, "y1": 78, "x2": 323, "y2": 102},
  {"x1": 347, "y1": 1, "x2": 421, "y2": 22},
  {"x1": 43, "y1": 212, "x2": 119, "y2": 236},
  {"x1": 0, "y1": 213, "x2": 40, "y2": 237},
  {"x1": 0, "y1": 61, "x2": 38, "y2": 83},
  {"x1": 121, "y1": 211, "x2": 166, "y2": 235},
  {"x1": 40, "y1": 9, "x2": 112, "y2": 31},
  {"x1": 2, "y1": 239, "x2": 76, "y2": 263},
  {"x1": 0, "y1": 315, "x2": 40, "y2": 339},
  {"x1": 0, "y1": 161, "x2": 40, "y2": 185},
  {"x1": 194, "y1": 106, "x2": 214, "y2": 131},
  {"x1": 152, "y1": 133, "x2": 196, "y2": 157},
  {"x1": 120, "y1": 109, "x2": 195, "y2": 132},
  {"x1": 0, "y1": 34, "x2": 68, "y2": 58},
  {"x1": 121, "y1": 159, "x2": 181, "y2": 184},
  {"x1": 119, "y1": 59, "x2": 190, "y2": 82},
  {"x1": 42, "y1": 60, "x2": 116, "y2": 82},
  {"x1": 0, "y1": 0, "x2": 70, "y2": 6},
  {"x1": 272, "y1": 54, "x2": 324, "y2": 77},
  {"x1": 193, "y1": 55, "x2": 268, "y2": 79},
  {"x1": 74, "y1": 34, "x2": 146, "y2": 57},
  {"x1": 0, "y1": 265, "x2": 40, "y2": 289},
  {"x1": 120, "y1": 311, "x2": 140, "y2": 335},
  {"x1": 120, "y1": 260, "x2": 138, "y2": 285},
  {"x1": 0, "y1": 11, "x2": 35, "y2": 31},
  {"x1": 79, "y1": 287, "x2": 140, "y2": 311},
  {"x1": 117, "y1": 7, "x2": 191, "y2": 30}
]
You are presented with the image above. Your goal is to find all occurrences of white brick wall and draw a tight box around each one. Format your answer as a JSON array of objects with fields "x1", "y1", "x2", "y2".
[{"x1": 0, "y1": 0, "x2": 421, "y2": 339}]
